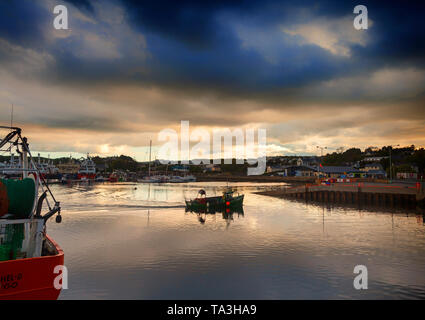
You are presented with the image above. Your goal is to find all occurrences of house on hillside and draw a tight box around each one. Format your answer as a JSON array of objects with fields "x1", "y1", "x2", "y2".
[
  {"x1": 363, "y1": 156, "x2": 388, "y2": 162},
  {"x1": 266, "y1": 165, "x2": 286, "y2": 173},
  {"x1": 171, "y1": 165, "x2": 189, "y2": 172},
  {"x1": 363, "y1": 163, "x2": 384, "y2": 172}
]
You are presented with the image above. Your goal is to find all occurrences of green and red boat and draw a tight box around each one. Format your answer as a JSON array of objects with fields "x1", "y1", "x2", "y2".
[
  {"x1": 185, "y1": 189, "x2": 244, "y2": 211},
  {"x1": 0, "y1": 126, "x2": 63, "y2": 300}
]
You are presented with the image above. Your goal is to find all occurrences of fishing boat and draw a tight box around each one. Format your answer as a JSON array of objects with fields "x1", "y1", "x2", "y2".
[
  {"x1": 1, "y1": 154, "x2": 23, "y2": 178},
  {"x1": 35, "y1": 154, "x2": 61, "y2": 180},
  {"x1": 182, "y1": 175, "x2": 196, "y2": 182},
  {"x1": 168, "y1": 175, "x2": 185, "y2": 183},
  {"x1": 2, "y1": 154, "x2": 61, "y2": 181},
  {"x1": 138, "y1": 175, "x2": 162, "y2": 183},
  {"x1": 108, "y1": 172, "x2": 119, "y2": 183},
  {"x1": 0, "y1": 126, "x2": 63, "y2": 300},
  {"x1": 77, "y1": 153, "x2": 96, "y2": 180},
  {"x1": 95, "y1": 175, "x2": 106, "y2": 182},
  {"x1": 185, "y1": 189, "x2": 244, "y2": 211}
]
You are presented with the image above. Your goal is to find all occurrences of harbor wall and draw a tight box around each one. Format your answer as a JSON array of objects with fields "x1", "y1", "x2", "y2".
[{"x1": 257, "y1": 183, "x2": 425, "y2": 208}]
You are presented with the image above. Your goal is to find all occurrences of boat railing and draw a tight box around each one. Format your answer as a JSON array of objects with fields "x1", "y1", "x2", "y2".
[
  {"x1": 0, "y1": 126, "x2": 61, "y2": 223},
  {"x1": 0, "y1": 217, "x2": 45, "y2": 259}
]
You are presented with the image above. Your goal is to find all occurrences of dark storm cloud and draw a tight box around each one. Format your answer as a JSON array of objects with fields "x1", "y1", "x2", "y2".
[
  {"x1": 348, "y1": 1, "x2": 425, "y2": 66},
  {"x1": 0, "y1": 0, "x2": 49, "y2": 50},
  {"x1": 63, "y1": 0, "x2": 94, "y2": 13},
  {"x1": 0, "y1": 0, "x2": 422, "y2": 98},
  {"x1": 1, "y1": 0, "x2": 425, "y2": 155},
  {"x1": 54, "y1": 0, "x2": 424, "y2": 98},
  {"x1": 33, "y1": 116, "x2": 128, "y2": 132}
]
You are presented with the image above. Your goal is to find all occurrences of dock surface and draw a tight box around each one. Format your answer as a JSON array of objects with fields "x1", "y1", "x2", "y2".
[{"x1": 257, "y1": 182, "x2": 425, "y2": 207}]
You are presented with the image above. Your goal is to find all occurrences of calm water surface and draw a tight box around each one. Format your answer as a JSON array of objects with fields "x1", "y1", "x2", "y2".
[{"x1": 46, "y1": 182, "x2": 425, "y2": 299}]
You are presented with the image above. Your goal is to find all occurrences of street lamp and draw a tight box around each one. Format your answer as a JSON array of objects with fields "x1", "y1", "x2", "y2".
[
  {"x1": 316, "y1": 146, "x2": 327, "y2": 177},
  {"x1": 389, "y1": 144, "x2": 399, "y2": 182}
]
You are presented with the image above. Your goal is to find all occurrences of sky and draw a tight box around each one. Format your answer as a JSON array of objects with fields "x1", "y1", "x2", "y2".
[{"x1": 0, "y1": 0, "x2": 424, "y2": 161}]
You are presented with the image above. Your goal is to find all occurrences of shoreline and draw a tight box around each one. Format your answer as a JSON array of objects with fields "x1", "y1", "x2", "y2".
[{"x1": 193, "y1": 175, "x2": 315, "y2": 183}]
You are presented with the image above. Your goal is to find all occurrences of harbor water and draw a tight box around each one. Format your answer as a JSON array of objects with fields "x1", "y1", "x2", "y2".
[{"x1": 46, "y1": 182, "x2": 425, "y2": 299}]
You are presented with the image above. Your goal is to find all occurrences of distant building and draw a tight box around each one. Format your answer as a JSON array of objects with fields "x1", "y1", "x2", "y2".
[
  {"x1": 359, "y1": 163, "x2": 387, "y2": 178},
  {"x1": 266, "y1": 165, "x2": 286, "y2": 173},
  {"x1": 362, "y1": 163, "x2": 384, "y2": 172},
  {"x1": 57, "y1": 162, "x2": 80, "y2": 174},
  {"x1": 397, "y1": 172, "x2": 418, "y2": 179},
  {"x1": 96, "y1": 162, "x2": 109, "y2": 172},
  {"x1": 294, "y1": 165, "x2": 316, "y2": 177},
  {"x1": 317, "y1": 166, "x2": 355, "y2": 178},
  {"x1": 204, "y1": 164, "x2": 221, "y2": 172},
  {"x1": 366, "y1": 170, "x2": 387, "y2": 179},
  {"x1": 363, "y1": 156, "x2": 388, "y2": 162},
  {"x1": 270, "y1": 165, "x2": 316, "y2": 177},
  {"x1": 171, "y1": 165, "x2": 189, "y2": 172}
]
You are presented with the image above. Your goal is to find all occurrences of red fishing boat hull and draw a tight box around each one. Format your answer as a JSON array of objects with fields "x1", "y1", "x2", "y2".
[
  {"x1": 0, "y1": 234, "x2": 64, "y2": 300},
  {"x1": 108, "y1": 175, "x2": 118, "y2": 182},
  {"x1": 77, "y1": 173, "x2": 96, "y2": 180}
]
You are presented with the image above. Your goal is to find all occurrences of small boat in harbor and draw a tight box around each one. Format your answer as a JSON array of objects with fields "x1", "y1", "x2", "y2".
[
  {"x1": 185, "y1": 189, "x2": 244, "y2": 211},
  {"x1": 138, "y1": 175, "x2": 162, "y2": 183},
  {"x1": 168, "y1": 175, "x2": 184, "y2": 183},
  {"x1": 0, "y1": 126, "x2": 63, "y2": 300}
]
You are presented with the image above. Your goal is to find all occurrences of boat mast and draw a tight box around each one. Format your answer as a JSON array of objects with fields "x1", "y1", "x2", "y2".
[
  {"x1": 22, "y1": 137, "x2": 28, "y2": 179},
  {"x1": 148, "y1": 139, "x2": 152, "y2": 177},
  {"x1": 10, "y1": 103, "x2": 13, "y2": 128}
]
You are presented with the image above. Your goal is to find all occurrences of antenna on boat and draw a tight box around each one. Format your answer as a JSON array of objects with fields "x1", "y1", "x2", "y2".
[{"x1": 10, "y1": 103, "x2": 14, "y2": 128}]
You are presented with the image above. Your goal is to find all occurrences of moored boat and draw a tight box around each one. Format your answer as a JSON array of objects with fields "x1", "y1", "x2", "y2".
[
  {"x1": 0, "y1": 234, "x2": 64, "y2": 300},
  {"x1": 77, "y1": 153, "x2": 96, "y2": 180},
  {"x1": 0, "y1": 126, "x2": 63, "y2": 300},
  {"x1": 108, "y1": 172, "x2": 119, "y2": 182},
  {"x1": 185, "y1": 189, "x2": 244, "y2": 211}
]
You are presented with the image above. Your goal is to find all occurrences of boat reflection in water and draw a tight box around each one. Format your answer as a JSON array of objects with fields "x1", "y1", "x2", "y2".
[
  {"x1": 184, "y1": 188, "x2": 245, "y2": 226},
  {"x1": 185, "y1": 203, "x2": 244, "y2": 226}
]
